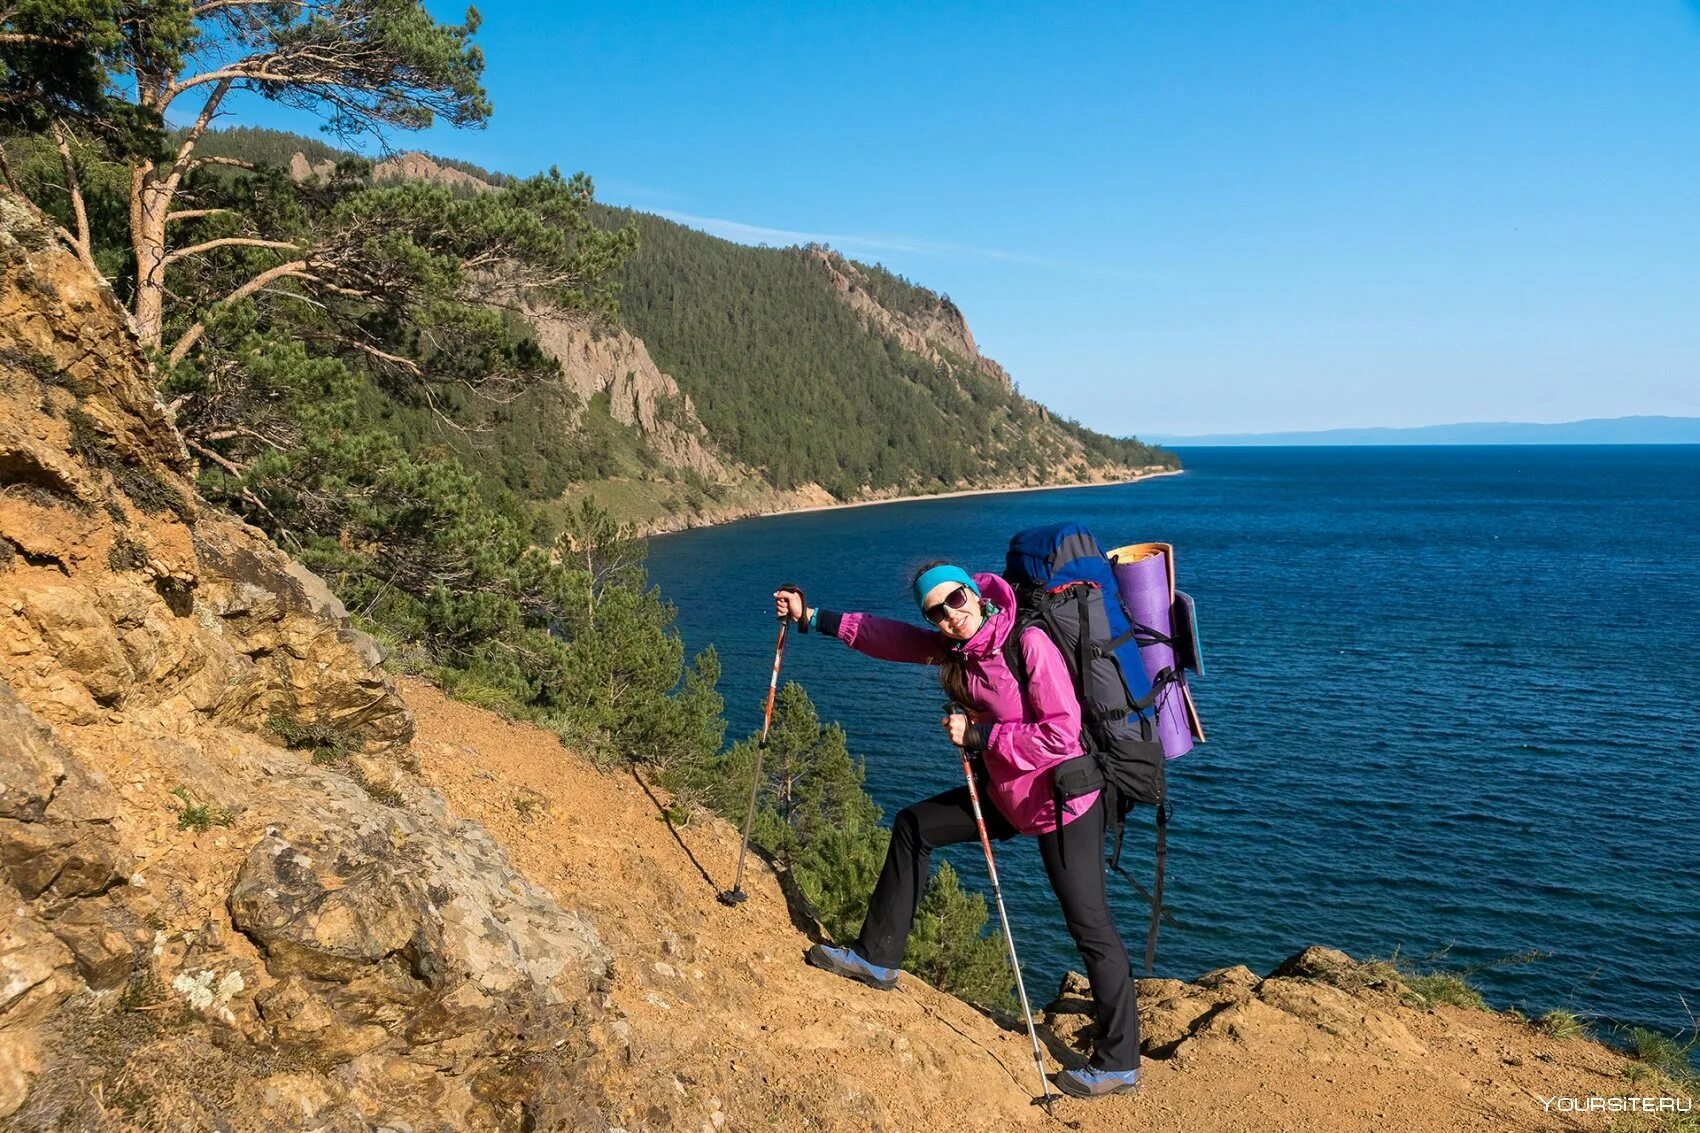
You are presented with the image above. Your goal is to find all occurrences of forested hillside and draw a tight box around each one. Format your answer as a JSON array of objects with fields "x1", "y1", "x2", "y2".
[
  {"x1": 77, "y1": 123, "x2": 1175, "y2": 524},
  {"x1": 602, "y1": 207, "x2": 1175, "y2": 499},
  {"x1": 152, "y1": 128, "x2": 1178, "y2": 517}
]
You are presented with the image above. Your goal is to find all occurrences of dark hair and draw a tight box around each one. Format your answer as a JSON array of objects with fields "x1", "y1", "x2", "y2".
[{"x1": 912, "y1": 560, "x2": 986, "y2": 707}]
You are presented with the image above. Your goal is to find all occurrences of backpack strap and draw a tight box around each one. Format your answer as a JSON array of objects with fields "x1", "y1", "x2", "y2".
[
  {"x1": 1101, "y1": 622, "x2": 1173, "y2": 654},
  {"x1": 1071, "y1": 587, "x2": 1096, "y2": 712},
  {"x1": 1107, "y1": 788, "x2": 1128, "y2": 869},
  {"x1": 1000, "y1": 617, "x2": 1029, "y2": 687},
  {"x1": 1144, "y1": 800, "x2": 1172, "y2": 977}
]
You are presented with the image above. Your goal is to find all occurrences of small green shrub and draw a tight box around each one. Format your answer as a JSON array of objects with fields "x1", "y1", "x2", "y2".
[
  {"x1": 1624, "y1": 1026, "x2": 1698, "y2": 1084},
  {"x1": 170, "y1": 786, "x2": 234, "y2": 832},
  {"x1": 512, "y1": 792, "x2": 545, "y2": 822}
]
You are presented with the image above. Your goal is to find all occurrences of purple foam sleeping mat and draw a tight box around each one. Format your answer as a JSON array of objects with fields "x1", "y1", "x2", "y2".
[{"x1": 1108, "y1": 542, "x2": 1204, "y2": 758}]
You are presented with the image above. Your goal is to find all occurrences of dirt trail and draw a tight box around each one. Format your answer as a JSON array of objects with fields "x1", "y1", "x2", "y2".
[{"x1": 407, "y1": 679, "x2": 1647, "y2": 1133}]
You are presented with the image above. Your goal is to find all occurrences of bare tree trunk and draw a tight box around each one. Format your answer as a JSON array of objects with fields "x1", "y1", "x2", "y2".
[
  {"x1": 131, "y1": 165, "x2": 169, "y2": 347},
  {"x1": 130, "y1": 77, "x2": 230, "y2": 349}
]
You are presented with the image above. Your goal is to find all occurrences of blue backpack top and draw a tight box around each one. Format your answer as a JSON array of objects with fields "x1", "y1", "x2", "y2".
[{"x1": 1003, "y1": 521, "x2": 1156, "y2": 706}]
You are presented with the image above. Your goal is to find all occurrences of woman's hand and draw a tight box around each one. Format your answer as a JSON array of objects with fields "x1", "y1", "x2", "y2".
[
  {"x1": 773, "y1": 587, "x2": 806, "y2": 623},
  {"x1": 941, "y1": 712, "x2": 969, "y2": 747}
]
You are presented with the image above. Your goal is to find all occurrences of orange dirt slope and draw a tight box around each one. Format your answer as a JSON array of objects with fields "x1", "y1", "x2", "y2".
[{"x1": 406, "y1": 678, "x2": 1656, "y2": 1133}]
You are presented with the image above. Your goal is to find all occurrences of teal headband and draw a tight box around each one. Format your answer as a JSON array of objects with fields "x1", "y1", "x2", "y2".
[{"x1": 912, "y1": 565, "x2": 980, "y2": 613}]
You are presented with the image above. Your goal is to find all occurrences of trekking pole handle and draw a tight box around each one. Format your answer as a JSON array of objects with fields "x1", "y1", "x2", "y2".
[
  {"x1": 942, "y1": 702, "x2": 968, "y2": 748},
  {"x1": 774, "y1": 583, "x2": 805, "y2": 626}
]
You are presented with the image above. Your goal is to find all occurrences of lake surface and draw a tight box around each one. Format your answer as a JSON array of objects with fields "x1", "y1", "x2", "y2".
[{"x1": 646, "y1": 446, "x2": 1700, "y2": 1036}]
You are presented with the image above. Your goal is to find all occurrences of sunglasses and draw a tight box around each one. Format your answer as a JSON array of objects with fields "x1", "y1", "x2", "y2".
[{"x1": 924, "y1": 585, "x2": 974, "y2": 624}]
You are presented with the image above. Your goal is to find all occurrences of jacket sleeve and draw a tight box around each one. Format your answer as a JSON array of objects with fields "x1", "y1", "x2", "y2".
[
  {"x1": 985, "y1": 626, "x2": 1082, "y2": 772},
  {"x1": 820, "y1": 609, "x2": 949, "y2": 665}
]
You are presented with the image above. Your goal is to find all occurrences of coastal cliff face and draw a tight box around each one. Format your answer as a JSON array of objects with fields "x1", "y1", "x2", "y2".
[{"x1": 2, "y1": 190, "x2": 1668, "y2": 1132}]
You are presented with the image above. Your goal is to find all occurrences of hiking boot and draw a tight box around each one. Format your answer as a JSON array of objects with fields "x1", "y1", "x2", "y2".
[
  {"x1": 805, "y1": 944, "x2": 899, "y2": 990},
  {"x1": 1054, "y1": 1065, "x2": 1140, "y2": 1099}
]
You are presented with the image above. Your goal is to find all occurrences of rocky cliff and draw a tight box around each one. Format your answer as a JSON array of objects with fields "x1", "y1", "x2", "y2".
[
  {"x1": 804, "y1": 247, "x2": 1014, "y2": 390},
  {"x1": 2, "y1": 189, "x2": 1674, "y2": 1132},
  {"x1": 0, "y1": 192, "x2": 614, "y2": 1130},
  {"x1": 522, "y1": 305, "x2": 730, "y2": 483}
]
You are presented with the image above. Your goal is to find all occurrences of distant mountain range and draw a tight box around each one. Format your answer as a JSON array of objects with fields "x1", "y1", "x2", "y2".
[{"x1": 1150, "y1": 415, "x2": 1700, "y2": 446}]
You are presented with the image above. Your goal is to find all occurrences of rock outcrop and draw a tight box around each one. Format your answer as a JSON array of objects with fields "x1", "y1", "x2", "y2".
[
  {"x1": 371, "y1": 151, "x2": 498, "y2": 195},
  {"x1": 525, "y1": 309, "x2": 730, "y2": 481},
  {"x1": 286, "y1": 152, "x2": 337, "y2": 183},
  {"x1": 0, "y1": 190, "x2": 614, "y2": 1129},
  {"x1": 806, "y1": 247, "x2": 1013, "y2": 387}
]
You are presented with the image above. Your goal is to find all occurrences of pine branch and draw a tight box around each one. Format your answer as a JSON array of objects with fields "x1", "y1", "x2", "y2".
[
  {"x1": 161, "y1": 236, "x2": 305, "y2": 267},
  {"x1": 167, "y1": 258, "x2": 312, "y2": 365},
  {"x1": 48, "y1": 119, "x2": 98, "y2": 277}
]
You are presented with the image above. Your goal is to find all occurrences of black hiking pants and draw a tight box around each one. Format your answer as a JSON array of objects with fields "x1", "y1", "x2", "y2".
[{"x1": 852, "y1": 786, "x2": 1140, "y2": 1071}]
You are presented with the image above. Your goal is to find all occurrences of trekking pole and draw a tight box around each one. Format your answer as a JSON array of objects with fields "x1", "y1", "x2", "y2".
[
  {"x1": 947, "y1": 703, "x2": 1056, "y2": 1115},
  {"x1": 719, "y1": 587, "x2": 797, "y2": 906}
]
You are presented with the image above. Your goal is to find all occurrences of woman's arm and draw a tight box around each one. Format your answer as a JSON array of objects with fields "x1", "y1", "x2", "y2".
[
  {"x1": 773, "y1": 588, "x2": 946, "y2": 665},
  {"x1": 821, "y1": 609, "x2": 949, "y2": 665},
  {"x1": 978, "y1": 626, "x2": 1082, "y2": 771}
]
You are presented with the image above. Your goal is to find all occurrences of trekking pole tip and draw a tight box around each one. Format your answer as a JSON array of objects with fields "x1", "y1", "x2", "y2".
[{"x1": 716, "y1": 889, "x2": 747, "y2": 907}]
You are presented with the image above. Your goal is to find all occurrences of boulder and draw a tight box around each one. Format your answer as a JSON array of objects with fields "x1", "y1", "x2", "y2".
[
  {"x1": 1271, "y1": 945, "x2": 1359, "y2": 980},
  {"x1": 228, "y1": 829, "x2": 441, "y2": 986}
]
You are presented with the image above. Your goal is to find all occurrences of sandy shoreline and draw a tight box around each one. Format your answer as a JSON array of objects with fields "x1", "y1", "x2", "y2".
[{"x1": 643, "y1": 466, "x2": 1184, "y2": 540}]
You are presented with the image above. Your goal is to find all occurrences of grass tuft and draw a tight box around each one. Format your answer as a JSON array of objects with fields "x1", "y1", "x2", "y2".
[
  {"x1": 170, "y1": 786, "x2": 234, "y2": 832},
  {"x1": 266, "y1": 712, "x2": 357, "y2": 765},
  {"x1": 1536, "y1": 1009, "x2": 1589, "y2": 1040}
]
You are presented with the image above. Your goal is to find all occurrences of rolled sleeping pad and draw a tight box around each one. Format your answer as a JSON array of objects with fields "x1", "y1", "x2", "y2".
[{"x1": 1107, "y1": 543, "x2": 1204, "y2": 757}]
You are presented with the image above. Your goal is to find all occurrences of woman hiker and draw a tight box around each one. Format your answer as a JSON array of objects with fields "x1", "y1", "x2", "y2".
[{"x1": 773, "y1": 563, "x2": 1141, "y2": 1100}]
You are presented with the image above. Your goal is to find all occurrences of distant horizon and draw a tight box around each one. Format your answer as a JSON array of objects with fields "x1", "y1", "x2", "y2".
[{"x1": 1148, "y1": 414, "x2": 1700, "y2": 446}]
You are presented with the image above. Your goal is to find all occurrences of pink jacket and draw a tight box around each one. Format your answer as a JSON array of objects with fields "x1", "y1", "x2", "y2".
[{"x1": 828, "y1": 572, "x2": 1098, "y2": 835}]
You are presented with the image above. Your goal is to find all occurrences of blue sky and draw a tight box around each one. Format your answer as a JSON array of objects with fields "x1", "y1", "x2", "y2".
[{"x1": 226, "y1": 1, "x2": 1700, "y2": 437}]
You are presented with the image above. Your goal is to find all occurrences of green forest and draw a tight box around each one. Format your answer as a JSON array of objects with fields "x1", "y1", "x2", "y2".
[{"x1": 605, "y1": 206, "x2": 1175, "y2": 497}]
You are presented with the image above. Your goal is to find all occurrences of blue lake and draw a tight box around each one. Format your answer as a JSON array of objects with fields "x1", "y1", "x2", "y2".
[{"x1": 646, "y1": 446, "x2": 1700, "y2": 1036}]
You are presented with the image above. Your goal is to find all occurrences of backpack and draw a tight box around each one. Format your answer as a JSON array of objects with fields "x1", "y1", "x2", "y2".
[{"x1": 1002, "y1": 522, "x2": 1194, "y2": 975}]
